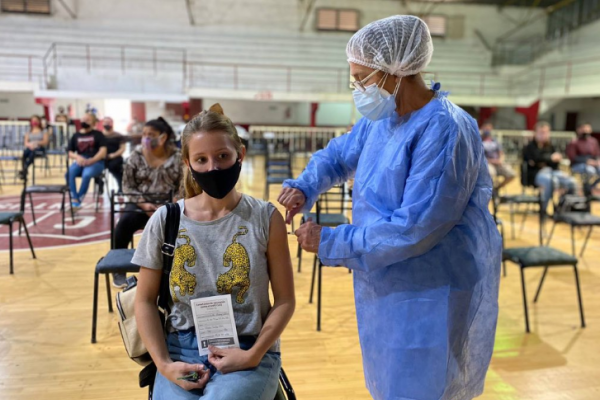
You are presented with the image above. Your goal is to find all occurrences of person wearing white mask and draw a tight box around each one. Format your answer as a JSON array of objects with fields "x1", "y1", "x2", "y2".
[{"x1": 278, "y1": 15, "x2": 501, "y2": 400}]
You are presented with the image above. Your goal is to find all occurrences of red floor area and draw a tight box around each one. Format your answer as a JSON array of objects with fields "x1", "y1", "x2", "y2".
[{"x1": 0, "y1": 193, "x2": 111, "y2": 250}]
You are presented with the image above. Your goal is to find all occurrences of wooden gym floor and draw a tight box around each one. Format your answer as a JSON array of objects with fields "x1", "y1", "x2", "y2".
[{"x1": 0, "y1": 155, "x2": 599, "y2": 400}]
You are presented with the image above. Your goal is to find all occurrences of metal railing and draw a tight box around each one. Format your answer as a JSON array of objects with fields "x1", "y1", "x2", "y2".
[
  {"x1": 245, "y1": 127, "x2": 575, "y2": 165},
  {"x1": 0, "y1": 53, "x2": 45, "y2": 88},
  {"x1": 39, "y1": 42, "x2": 349, "y2": 94},
  {"x1": 493, "y1": 130, "x2": 575, "y2": 165},
  {"x1": 1, "y1": 41, "x2": 600, "y2": 100},
  {"x1": 249, "y1": 125, "x2": 347, "y2": 155},
  {"x1": 0, "y1": 121, "x2": 72, "y2": 157}
]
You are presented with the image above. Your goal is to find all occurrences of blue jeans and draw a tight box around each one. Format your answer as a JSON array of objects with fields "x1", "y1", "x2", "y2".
[
  {"x1": 571, "y1": 163, "x2": 600, "y2": 188},
  {"x1": 153, "y1": 331, "x2": 281, "y2": 400},
  {"x1": 535, "y1": 167, "x2": 577, "y2": 212},
  {"x1": 22, "y1": 146, "x2": 45, "y2": 170},
  {"x1": 66, "y1": 160, "x2": 105, "y2": 202}
]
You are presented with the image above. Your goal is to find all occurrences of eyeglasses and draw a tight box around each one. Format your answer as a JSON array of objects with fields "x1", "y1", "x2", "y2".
[{"x1": 349, "y1": 70, "x2": 384, "y2": 93}]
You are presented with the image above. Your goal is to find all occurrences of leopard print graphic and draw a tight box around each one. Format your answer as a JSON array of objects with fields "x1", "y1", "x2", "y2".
[
  {"x1": 217, "y1": 226, "x2": 251, "y2": 304},
  {"x1": 170, "y1": 229, "x2": 197, "y2": 302}
]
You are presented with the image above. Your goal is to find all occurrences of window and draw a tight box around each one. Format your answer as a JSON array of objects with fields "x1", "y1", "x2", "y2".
[
  {"x1": 422, "y1": 15, "x2": 447, "y2": 38},
  {"x1": 316, "y1": 8, "x2": 359, "y2": 32},
  {"x1": 1, "y1": 0, "x2": 51, "y2": 14}
]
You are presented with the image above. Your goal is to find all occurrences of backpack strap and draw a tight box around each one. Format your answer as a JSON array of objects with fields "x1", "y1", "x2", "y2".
[{"x1": 158, "y1": 202, "x2": 181, "y2": 314}]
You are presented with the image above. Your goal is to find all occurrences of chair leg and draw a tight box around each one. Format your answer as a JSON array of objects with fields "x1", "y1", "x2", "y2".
[
  {"x1": 572, "y1": 264, "x2": 586, "y2": 328},
  {"x1": 61, "y1": 191, "x2": 66, "y2": 235},
  {"x1": 545, "y1": 221, "x2": 557, "y2": 246},
  {"x1": 510, "y1": 203, "x2": 515, "y2": 239},
  {"x1": 105, "y1": 274, "x2": 113, "y2": 313},
  {"x1": 20, "y1": 217, "x2": 36, "y2": 260},
  {"x1": 29, "y1": 193, "x2": 37, "y2": 225},
  {"x1": 579, "y1": 226, "x2": 593, "y2": 257},
  {"x1": 297, "y1": 245, "x2": 302, "y2": 273},
  {"x1": 95, "y1": 183, "x2": 100, "y2": 213},
  {"x1": 533, "y1": 266, "x2": 549, "y2": 303},
  {"x1": 520, "y1": 266, "x2": 530, "y2": 333},
  {"x1": 8, "y1": 221, "x2": 14, "y2": 274},
  {"x1": 67, "y1": 190, "x2": 75, "y2": 224},
  {"x1": 317, "y1": 260, "x2": 322, "y2": 332},
  {"x1": 570, "y1": 225, "x2": 576, "y2": 257},
  {"x1": 519, "y1": 203, "x2": 530, "y2": 235},
  {"x1": 309, "y1": 255, "x2": 317, "y2": 304},
  {"x1": 92, "y1": 271, "x2": 99, "y2": 343},
  {"x1": 500, "y1": 223, "x2": 507, "y2": 277}
]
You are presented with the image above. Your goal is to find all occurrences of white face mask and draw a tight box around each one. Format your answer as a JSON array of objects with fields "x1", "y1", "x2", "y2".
[{"x1": 353, "y1": 74, "x2": 401, "y2": 121}]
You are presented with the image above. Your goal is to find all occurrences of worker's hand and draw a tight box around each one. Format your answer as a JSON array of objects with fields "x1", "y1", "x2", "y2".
[
  {"x1": 587, "y1": 159, "x2": 599, "y2": 167},
  {"x1": 551, "y1": 152, "x2": 562, "y2": 162},
  {"x1": 278, "y1": 188, "x2": 306, "y2": 224},
  {"x1": 295, "y1": 218, "x2": 322, "y2": 254}
]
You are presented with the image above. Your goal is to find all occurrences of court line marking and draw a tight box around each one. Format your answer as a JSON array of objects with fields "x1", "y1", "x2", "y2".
[
  {"x1": 0, "y1": 230, "x2": 110, "y2": 241},
  {"x1": 0, "y1": 233, "x2": 142, "y2": 253}
]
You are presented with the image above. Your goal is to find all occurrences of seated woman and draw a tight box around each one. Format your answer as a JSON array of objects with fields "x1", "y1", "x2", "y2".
[
  {"x1": 67, "y1": 113, "x2": 106, "y2": 209},
  {"x1": 102, "y1": 116, "x2": 126, "y2": 193},
  {"x1": 132, "y1": 104, "x2": 295, "y2": 400},
  {"x1": 19, "y1": 115, "x2": 50, "y2": 179},
  {"x1": 111, "y1": 117, "x2": 182, "y2": 288}
]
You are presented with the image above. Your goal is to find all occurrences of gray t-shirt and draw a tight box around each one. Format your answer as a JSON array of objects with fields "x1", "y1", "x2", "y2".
[
  {"x1": 132, "y1": 195, "x2": 279, "y2": 352},
  {"x1": 28, "y1": 131, "x2": 45, "y2": 144},
  {"x1": 482, "y1": 139, "x2": 502, "y2": 160}
]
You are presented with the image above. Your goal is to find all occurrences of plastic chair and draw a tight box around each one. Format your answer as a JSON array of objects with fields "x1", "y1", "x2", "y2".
[
  {"x1": 502, "y1": 194, "x2": 586, "y2": 333},
  {"x1": 494, "y1": 160, "x2": 542, "y2": 239},
  {"x1": 91, "y1": 190, "x2": 173, "y2": 343},
  {"x1": 20, "y1": 153, "x2": 75, "y2": 235},
  {"x1": 264, "y1": 144, "x2": 293, "y2": 201},
  {"x1": 305, "y1": 185, "x2": 351, "y2": 332},
  {"x1": 0, "y1": 212, "x2": 36, "y2": 274}
]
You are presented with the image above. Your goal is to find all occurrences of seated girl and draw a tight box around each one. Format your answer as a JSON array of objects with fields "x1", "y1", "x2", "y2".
[
  {"x1": 133, "y1": 104, "x2": 295, "y2": 400},
  {"x1": 19, "y1": 115, "x2": 50, "y2": 179}
]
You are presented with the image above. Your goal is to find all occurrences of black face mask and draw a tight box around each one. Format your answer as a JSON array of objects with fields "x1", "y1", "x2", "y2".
[
  {"x1": 81, "y1": 122, "x2": 91, "y2": 129},
  {"x1": 581, "y1": 133, "x2": 591, "y2": 139},
  {"x1": 103, "y1": 124, "x2": 112, "y2": 131},
  {"x1": 189, "y1": 160, "x2": 242, "y2": 199}
]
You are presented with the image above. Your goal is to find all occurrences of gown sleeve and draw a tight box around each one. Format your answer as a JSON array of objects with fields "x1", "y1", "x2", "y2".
[
  {"x1": 283, "y1": 118, "x2": 369, "y2": 212},
  {"x1": 318, "y1": 116, "x2": 482, "y2": 271}
]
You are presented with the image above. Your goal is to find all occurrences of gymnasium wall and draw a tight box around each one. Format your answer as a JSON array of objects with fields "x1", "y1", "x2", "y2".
[
  {"x1": 0, "y1": 0, "x2": 546, "y2": 43},
  {"x1": 0, "y1": 92, "x2": 44, "y2": 118},
  {"x1": 541, "y1": 98, "x2": 600, "y2": 131}
]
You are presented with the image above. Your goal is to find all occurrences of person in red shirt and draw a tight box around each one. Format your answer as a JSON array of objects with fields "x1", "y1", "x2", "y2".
[{"x1": 566, "y1": 122, "x2": 600, "y2": 191}]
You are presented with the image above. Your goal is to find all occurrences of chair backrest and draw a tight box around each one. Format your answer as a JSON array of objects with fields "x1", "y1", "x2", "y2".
[
  {"x1": 520, "y1": 160, "x2": 536, "y2": 189},
  {"x1": 315, "y1": 184, "x2": 351, "y2": 223},
  {"x1": 109, "y1": 190, "x2": 174, "y2": 249},
  {"x1": 265, "y1": 148, "x2": 293, "y2": 175}
]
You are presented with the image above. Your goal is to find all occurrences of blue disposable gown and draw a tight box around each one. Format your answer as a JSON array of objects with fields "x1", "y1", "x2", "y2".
[{"x1": 284, "y1": 89, "x2": 501, "y2": 400}]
